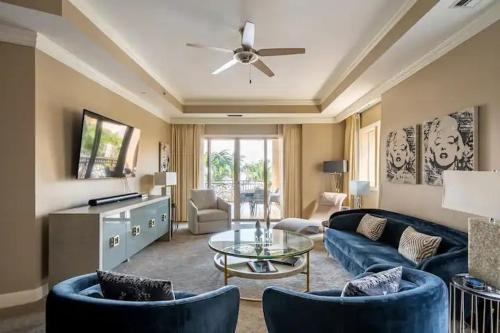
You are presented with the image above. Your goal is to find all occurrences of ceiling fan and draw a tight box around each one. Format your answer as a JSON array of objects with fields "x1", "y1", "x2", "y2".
[{"x1": 186, "y1": 21, "x2": 305, "y2": 78}]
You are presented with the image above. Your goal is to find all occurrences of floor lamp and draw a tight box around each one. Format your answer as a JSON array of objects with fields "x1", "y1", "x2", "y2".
[
  {"x1": 323, "y1": 160, "x2": 348, "y2": 193},
  {"x1": 154, "y1": 172, "x2": 177, "y2": 196}
]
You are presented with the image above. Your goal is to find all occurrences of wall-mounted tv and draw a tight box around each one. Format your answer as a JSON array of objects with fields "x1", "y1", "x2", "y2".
[{"x1": 76, "y1": 110, "x2": 141, "y2": 179}]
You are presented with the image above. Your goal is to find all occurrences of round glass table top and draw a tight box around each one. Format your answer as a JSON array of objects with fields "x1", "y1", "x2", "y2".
[{"x1": 208, "y1": 228, "x2": 314, "y2": 259}]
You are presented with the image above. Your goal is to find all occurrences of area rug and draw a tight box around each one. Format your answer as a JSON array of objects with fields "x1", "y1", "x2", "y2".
[{"x1": 115, "y1": 224, "x2": 352, "y2": 333}]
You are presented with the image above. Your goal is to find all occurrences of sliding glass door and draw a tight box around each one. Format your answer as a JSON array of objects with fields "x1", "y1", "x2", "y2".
[{"x1": 203, "y1": 137, "x2": 282, "y2": 221}]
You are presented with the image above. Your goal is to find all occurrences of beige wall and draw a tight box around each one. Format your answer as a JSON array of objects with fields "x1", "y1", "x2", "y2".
[
  {"x1": 205, "y1": 124, "x2": 278, "y2": 136},
  {"x1": 0, "y1": 42, "x2": 37, "y2": 294},
  {"x1": 301, "y1": 123, "x2": 345, "y2": 218},
  {"x1": 0, "y1": 45, "x2": 171, "y2": 295},
  {"x1": 380, "y1": 22, "x2": 500, "y2": 232},
  {"x1": 34, "y1": 51, "x2": 171, "y2": 286}
]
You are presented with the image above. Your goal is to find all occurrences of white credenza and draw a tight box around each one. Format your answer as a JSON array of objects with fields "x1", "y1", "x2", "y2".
[{"x1": 49, "y1": 195, "x2": 170, "y2": 287}]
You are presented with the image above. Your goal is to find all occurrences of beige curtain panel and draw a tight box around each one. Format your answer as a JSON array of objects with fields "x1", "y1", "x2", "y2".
[
  {"x1": 171, "y1": 124, "x2": 204, "y2": 221},
  {"x1": 280, "y1": 124, "x2": 302, "y2": 218},
  {"x1": 343, "y1": 114, "x2": 360, "y2": 206}
]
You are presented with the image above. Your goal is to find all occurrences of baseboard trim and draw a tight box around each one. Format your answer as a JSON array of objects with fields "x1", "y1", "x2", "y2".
[{"x1": 0, "y1": 284, "x2": 48, "y2": 309}]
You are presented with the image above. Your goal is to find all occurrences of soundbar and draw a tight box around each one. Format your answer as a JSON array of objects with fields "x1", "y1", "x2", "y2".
[{"x1": 88, "y1": 192, "x2": 142, "y2": 206}]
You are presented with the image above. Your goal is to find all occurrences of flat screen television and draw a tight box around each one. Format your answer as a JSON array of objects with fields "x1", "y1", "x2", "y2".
[{"x1": 76, "y1": 110, "x2": 141, "y2": 179}]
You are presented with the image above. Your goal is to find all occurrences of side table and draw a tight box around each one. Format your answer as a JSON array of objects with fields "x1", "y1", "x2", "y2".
[{"x1": 450, "y1": 274, "x2": 499, "y2": 333}]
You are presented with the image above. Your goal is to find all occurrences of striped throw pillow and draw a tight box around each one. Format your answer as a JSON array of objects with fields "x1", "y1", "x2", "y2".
[
  {"x1": 356, "y1": 214, "x2": 387, "y2": 241},
  {"x1": 398, "y1": 227, "x2": 442, "y2": 264}
]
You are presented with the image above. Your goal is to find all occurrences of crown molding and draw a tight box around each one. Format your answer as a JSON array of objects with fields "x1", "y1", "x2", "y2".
[
  {"x1": 171, "y1": 114, "x2": 336, "y2": 124},
  {"x1": 317, "y1": 0, "x2": 419, "y2": 104},
  {"x1": 0, "y1": 284, "x2": 47, "y2": 309},
  {"x1": 334, "y1": 1, "x2": 500, "y2": 123},
  {"x1": 36, "y1": 34, "x2": 171, "y2": 123},
  {"x1": 0, "y1": 22, "x2": 36, "y2": 47},
  {"x1": 183, "y1": 99, "x2": 320, "y2": 106}
]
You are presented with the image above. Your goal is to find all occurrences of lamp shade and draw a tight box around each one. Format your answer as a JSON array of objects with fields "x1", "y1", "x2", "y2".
[
  {"x1": 349, "y1": 180, "x2": 370, "y2": 196},
  {"x1": 323, "y1": 160, "x2": 348, "y2": 173},
  {"x1": 154, "y1": 172, "x2": 177, "y2": 186},
  {"x1": 442, "y1": 170, "x2": 500, "y2": 220}
]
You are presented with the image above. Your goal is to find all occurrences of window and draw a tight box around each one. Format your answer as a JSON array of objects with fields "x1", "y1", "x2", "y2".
[{"x1": 359, "y1": 121, "x2": 380, "y2": 190}]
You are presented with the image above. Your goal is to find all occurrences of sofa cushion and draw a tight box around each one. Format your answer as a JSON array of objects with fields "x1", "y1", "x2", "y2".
[
  {"x1": 325, "y1": 229, "x2": 416, "y2": 270},
  {"x1": 191, "y1": 189, "x2": 217, "y2": 210},
  {"x1": 274, "y1": 218, "x2": 322, "y2": 234},
  {"x1": 356, "y1": 214, "x2": 386, "y2": 241},
  {"x1": 97, "y1": 271, "x2": 174, "y2": 301},
  {"x1": 341, "y1": 266, "x2": 402, "y2": 297},
  {"x1": 198, "y1": 209, "x2": 228, "y2": 222},
  {"x1": 398, "y1": 227, "x2": 442, "y2": 264}
]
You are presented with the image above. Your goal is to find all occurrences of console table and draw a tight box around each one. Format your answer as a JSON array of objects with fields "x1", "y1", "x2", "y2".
[{"x1": 49, "y1": 195, "x2": 170, "y2": 287}]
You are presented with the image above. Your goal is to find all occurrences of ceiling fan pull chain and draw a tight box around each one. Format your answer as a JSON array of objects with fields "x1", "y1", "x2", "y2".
[{"x1": 249, "y1": 65, "x2": 252, "y2": 84}]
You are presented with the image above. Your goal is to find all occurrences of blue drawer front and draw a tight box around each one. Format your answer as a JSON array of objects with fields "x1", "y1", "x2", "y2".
[
  {"x1": 156, "y1": 200, "x2": 170, "y2": 239},
  {"x1": 102, "y1": 212, "x2": 128, "y2": 270}
]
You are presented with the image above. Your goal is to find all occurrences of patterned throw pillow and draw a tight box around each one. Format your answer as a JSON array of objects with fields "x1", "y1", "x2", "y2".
[
  {"x1": 398, "y1": 227, "x2": 442, "y2": 264},
  {"x1": 341, "y1": 266, "x2": 403, "y2": 297},
  {"x1": 97, "y1": 271, "x2": 174, "y2": 301},
  {"x1": 356, "y1": 214, "x2": 387, "y2": 241}
]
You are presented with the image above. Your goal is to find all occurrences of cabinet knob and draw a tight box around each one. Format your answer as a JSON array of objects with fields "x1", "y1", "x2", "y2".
[
  {"x1": 109, "y1": 235, "x2": 120, "y2": 248},
  {"x1": 149, "y1": 218, "x2": 156, "y2": 228},
  {"x1": 132, "y1": 225, "x2": 141, "y2": 236}
]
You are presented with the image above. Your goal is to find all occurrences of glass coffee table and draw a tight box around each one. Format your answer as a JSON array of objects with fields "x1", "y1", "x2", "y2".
[{"x1": 208, "y1": 228, "x2": 314, "y2": 301}]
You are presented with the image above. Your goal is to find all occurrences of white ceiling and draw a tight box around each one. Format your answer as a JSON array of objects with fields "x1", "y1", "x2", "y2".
[{"x1": 73, "y1": 0, "x2": 408, "y2": 102}]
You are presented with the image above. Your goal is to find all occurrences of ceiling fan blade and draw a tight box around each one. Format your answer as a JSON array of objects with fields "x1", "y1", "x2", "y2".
[
  {"x1": 241, "y1": 21, "x2": 255, "y2": 49},
  {"x1": 257, "y1": 48, "x2": 305, "y2": 56},
  {"x1": 186, "y1": 43, "x2": 234, "y2": 54},
  {"x1": 212, "y1": 59, "x2": 238, "y2": 75},
  {"x1": 252, "y1": 59, "x2": 274, "y2": 77}
]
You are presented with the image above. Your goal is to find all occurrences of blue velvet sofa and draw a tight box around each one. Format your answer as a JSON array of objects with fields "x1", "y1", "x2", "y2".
[
  {"x1": 324, "y1": 209, "x2": 468, "y2": 286},
  {"x1": 46, "y1": 273, "x2": 240, "y2": 333},
  {"x1": 263, "y1": 264, "x2": 449, "y2": 333}
]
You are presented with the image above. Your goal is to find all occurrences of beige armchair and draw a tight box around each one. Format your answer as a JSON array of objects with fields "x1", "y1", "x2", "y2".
[{"x1": 188, "y1": 189, "x2": 232, "y2": 234}]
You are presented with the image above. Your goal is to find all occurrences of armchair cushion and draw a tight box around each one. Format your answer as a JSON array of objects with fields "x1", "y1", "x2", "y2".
[
  {"x1": 198, "y1": 209, "x2": 228, "y2": 222},
  {"x1": 191, "y1": 189, "x2": 217, "y2": 210}
]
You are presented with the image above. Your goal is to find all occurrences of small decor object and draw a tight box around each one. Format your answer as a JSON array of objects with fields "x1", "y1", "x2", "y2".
[
  {"x1": 423, "y1": 107, "x2": 478, "y2": 186},
  {"x1": 356, "y1": 214, "x2": 387, "y2": 241},
  {"x1": 96, "y1": 270, "x2": 174, "y2": 301},
  {"x1": 442, "y1": 170, "x2": 500, "y2": 288},
  {"x1": 398, "y1": 227, "x2": 442, "y2": 264},
  {"x1": 341, "y1": 266, "x2": 403, "y2": 297},
  {"x1": 247, "y1": 260, "x2": 278, "y2": 273},
  {"x1": 386, "y1": 125, "x2": 419, "y2": 184},
  {"x1": 464, "y1": 276, "x2": 486, "y2": 291},
  {"x1": 159, "y1": 142, "x2": 170, "y2": 172}
]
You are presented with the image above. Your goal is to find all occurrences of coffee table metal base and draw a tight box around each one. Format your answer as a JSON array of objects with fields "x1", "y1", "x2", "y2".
[{"x1": 214, "y1": 252, "x2": 310, "y2": 302}]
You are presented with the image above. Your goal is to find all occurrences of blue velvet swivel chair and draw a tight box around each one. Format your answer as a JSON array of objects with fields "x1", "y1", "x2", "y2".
[
  {"x1": 263, "y1": 265, "x2": 449, "y2": 333},
  {"x1": 46, "y1": 273, "x2": 240, "y2": 333}
]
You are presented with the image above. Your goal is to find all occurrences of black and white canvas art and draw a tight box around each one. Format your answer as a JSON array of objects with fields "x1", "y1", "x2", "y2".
[
  {"x1": 386, "y1": 125, "x2": 419, "y2": 184},
  {"x1": 423, "y1": 107, "x2": 478, "y2": 186}
]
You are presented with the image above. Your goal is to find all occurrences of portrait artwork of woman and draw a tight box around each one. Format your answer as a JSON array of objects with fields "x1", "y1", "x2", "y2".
[
  {"x1": 386, "y1": 126, "x2": 418, "y2": 184},
  {"x1": 423, "y1": 108, "x2": 477, "y2": 186}
]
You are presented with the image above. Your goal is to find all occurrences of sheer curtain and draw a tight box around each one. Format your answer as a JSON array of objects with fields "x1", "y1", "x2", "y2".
[
  {"x1": 280, "y1": 124, "x2": 302, "y2": 218},
  {"x1": 343, "y1": 114, "x2": 360, "y2": 207},
  {"x1": 171, "y1": 124, "x2": 204, "y2": 221}
]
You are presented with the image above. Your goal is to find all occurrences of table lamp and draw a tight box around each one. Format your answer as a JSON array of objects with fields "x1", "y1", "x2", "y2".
[
  {"x1": 442, "y1": 170, "x2": 500, "y2": 288},
  {"x1": 349, "y1": 180, "x2": 370, "y2": 209},
  {"x1": 323, "y1": 160, "x2": 348, "y2": 193},
  {"x1": 154, "y1": 172, "x2": 177, "y2": 196}
]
